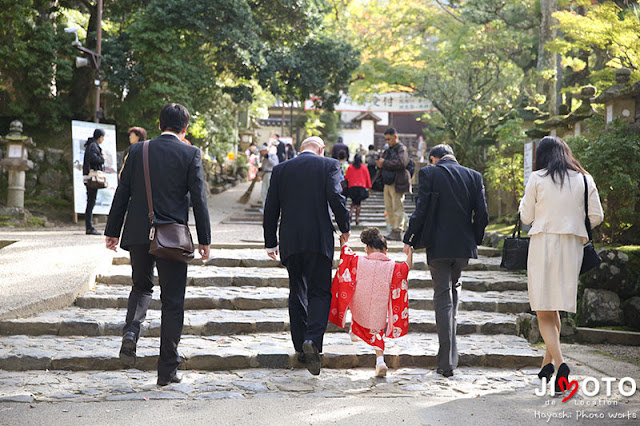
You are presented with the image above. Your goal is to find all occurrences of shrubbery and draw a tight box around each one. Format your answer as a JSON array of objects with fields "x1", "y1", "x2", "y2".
[
  {"x1": 567, "y1": 117, "x2": 640, "y2": 243},
  {"x1": 484, "y1": 118, "x2": 525, "y2": 211}
]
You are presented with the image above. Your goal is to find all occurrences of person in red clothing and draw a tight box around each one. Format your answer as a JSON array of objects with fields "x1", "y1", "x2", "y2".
[{"x1": 344, "y1": 153, "x2": 372, "y2": 225}]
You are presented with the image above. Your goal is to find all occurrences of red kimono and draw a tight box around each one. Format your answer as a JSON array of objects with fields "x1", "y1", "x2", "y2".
[{"x1": 329, "y1": 245, "x2": 410, "y2": 350}]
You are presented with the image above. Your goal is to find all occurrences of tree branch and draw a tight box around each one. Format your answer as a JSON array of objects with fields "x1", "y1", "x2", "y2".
[{"x1": 433, "y1": 0, "x2": 465, "y2": 24}]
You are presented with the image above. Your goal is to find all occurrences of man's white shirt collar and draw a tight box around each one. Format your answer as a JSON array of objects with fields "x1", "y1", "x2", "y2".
[{"x1": 161, "y1": 131, "x2": 181, "y2": 141}]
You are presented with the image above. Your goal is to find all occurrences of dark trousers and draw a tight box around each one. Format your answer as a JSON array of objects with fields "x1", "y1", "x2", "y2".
[
  {"x1": 428, "y1": 257, "x2": 469, "y2": 371},
  {"x1": 124, "y1": 244, "x2": 188, "y2": 379},
  {"x1": 285, "y1": 253, "x2": 333, "y2": 353},
  {"x1": 368, "y1": 165, "x2": 376, "y2": 182},
  {"x1": 85, "y1": 187, "x2": 98, "y2": 230}
]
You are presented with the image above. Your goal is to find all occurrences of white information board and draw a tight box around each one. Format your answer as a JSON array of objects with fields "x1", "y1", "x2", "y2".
[
  {"x1": 71, "y1": 120, "x2": 118, "y2": 215},
  {"x1": 523, "y1": 141, "x2": 536, "y2": 187},
  {"x1": 305, "y1": 92, "x2": 434, "y2": 113}
]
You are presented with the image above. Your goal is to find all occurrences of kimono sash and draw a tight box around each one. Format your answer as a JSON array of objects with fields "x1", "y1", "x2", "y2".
[{"x1": 329, "y1": 245, "x2": 409, "y2": 350}]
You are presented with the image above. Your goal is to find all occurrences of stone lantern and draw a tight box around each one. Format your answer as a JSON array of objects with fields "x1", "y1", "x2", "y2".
[
  {"x1": 595, "y1": 67, "x2": 635, "y2": 124},
  {"x1": 0, "y1": 120, "x2": 34, "y2": 209}
]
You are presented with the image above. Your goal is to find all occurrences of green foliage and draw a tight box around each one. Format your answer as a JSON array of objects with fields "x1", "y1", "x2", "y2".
[
  {"x1": 484, "y1": 119, "x2": 526, "y2": 209},
  {"x1": 319, "y1": 111, "x2": 339, "y2": 145},
  {"x1": 303, "y1": 111, "x2": 326, "y2": 137},
  {"x1": 0, "y1": 0, "x2": 75, "y2": 131},
  {"x1": 567, "y1": 117, "x2": 640, "y2": 243},
  {"x1": 550, "y1": 1, "x2": 640, "y2": 94},
  {"x1": 261, "y1": 36, "x2": 360, "y2": 108},
  {"x1": 551, "y1": 2, "x2": 640, "y2": 70},
  {"x1": 328, "y1": 0, "x2": 537, "y2": 170},
  {"x1": 2, "y1": 0, "x2": 358, "y2": 152}
]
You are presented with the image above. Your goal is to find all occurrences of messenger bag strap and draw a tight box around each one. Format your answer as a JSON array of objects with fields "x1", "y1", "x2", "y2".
[
  {"x1": 142, "y1": 140, "x2": 154, "y2": 226},
  {"x1": 583, "y1": 174, "x2": 593, "y2": 242}
]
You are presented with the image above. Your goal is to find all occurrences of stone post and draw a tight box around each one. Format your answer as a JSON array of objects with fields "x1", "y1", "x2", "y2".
[{"x1": 0, "y1": 121, "x2": 34, "y2": 209}]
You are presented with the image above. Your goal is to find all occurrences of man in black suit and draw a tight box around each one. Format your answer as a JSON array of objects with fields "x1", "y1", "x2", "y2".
[
  {"x1": 403, "y1": 144, "x2": 488, "y2": 378},
  {"x1": 263, "y1": 136, "x2": 350, "y2": 375},
  {"x1": 105, "y1": 103, "x2": 211, "y2": 386}
]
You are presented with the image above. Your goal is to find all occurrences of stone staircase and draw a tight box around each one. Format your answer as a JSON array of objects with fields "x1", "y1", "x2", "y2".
[
  {"x1": 225, "y1": 190, "x2": 415, "y2": 230},
  {"x1": 0, "y1": 192, "x2": 542, "y2": 373},
  {"x1": 0, "y1": 251, "x2": 541, "y2": 372}
]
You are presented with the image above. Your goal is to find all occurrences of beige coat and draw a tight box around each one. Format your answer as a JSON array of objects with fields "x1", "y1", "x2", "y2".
[{"x1": 519, "y1": 169, "x2": 604, "y2": 239}]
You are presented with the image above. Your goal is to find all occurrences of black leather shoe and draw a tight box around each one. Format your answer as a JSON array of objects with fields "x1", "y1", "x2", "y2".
[
  {"x1": 296, "y1": 351, "x2": 306, "y2": 363},
  {"x1": 537, "y1": 363, "x2": 555, "y2": 382},
  {"x1": 157, "y1": 373, "x2": 183, "y2": 386},
  {"x1": 555, "y1": 363, "x2": 570, "y2": 393},
  {"x1": 302, "y1": 340, "x2": 321, "y2": 376},
  {"x1": 119, "y1": 332, "x2": 137, "y2": 368},
  {"x1": 86, "y1": 228, "x2": 101, "y2": 235},
  {"x1": 436, "y1": 368, "x2": 454, "y2": 378}
]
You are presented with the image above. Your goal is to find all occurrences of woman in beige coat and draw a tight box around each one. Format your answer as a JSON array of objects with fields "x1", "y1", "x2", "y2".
[{"x1": 519, "y1": 136, "x2": 603, "y2": 392}]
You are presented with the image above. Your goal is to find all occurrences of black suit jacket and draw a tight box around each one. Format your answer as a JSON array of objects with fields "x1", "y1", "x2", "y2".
[
  {"x1": 403, "y1": 159, "x2": 489, "y2": 261},
  {"x1": 105, "y1": 134, "x2": 211, "y2": 250},
  {"x1": 263, "y1": 151, "x2": 350, "y2": 264}
]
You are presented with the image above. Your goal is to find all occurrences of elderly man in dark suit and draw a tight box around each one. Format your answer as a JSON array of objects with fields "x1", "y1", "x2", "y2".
[
  {"x1": 403, "y1": 144, "x2": 488, "y2": 378},
  {"x1": 263, "y1": 136, "x2": 350, "y2": 375},
  {"x1": 105, "y1": 103, "x2": 211, "y2": 386}
]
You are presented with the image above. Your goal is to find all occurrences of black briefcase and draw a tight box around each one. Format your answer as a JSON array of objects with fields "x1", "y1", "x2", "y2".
[{"x1": 500, "y1": 215, "x2": 529, "y2": 271}]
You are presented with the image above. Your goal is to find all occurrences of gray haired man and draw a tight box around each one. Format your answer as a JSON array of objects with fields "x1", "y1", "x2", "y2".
[{"x1": 403, "y1": 144, "x2": 488, "y2": 378}]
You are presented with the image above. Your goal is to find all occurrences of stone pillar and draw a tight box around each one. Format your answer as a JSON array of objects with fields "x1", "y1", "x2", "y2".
[
  {"x1": 7, "y1": 168, "x2": 27, "y2": 208},
  {"x1": 0, "y1": 120, "x2": 34, "y2": 209}
]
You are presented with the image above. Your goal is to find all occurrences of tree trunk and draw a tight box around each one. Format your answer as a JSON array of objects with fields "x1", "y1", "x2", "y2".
[
  {"x1": 71, "y1": 2, "x2": 98, "y2": 121},
  {"x1": 537, "y1": 0, "x2": 558, "y2": 115}
]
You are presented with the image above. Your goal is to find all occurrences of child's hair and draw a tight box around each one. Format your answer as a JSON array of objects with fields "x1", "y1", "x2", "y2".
[{"x1": 360, "y1": 227, "x2": 387, "y2": 251}]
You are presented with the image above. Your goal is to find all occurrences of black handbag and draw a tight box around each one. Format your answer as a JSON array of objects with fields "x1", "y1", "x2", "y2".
[
  {"x1": 580, "y1": 174, "x2": 602, "y2": 275},
  {"x1": 143, "y1": 140, "x2": 195, "y2": 263},
  {"x1": 500, "y1": 214, "x2": 530, "y2": 270}
]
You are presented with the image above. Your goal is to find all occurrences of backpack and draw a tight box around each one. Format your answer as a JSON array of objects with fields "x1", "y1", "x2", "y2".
[
  {"x1": 406, "y1": 158, "x2": 416, "y2": 177},
  {"x1": 366, "y1": 152, "x2": 379, "y2": 167}
]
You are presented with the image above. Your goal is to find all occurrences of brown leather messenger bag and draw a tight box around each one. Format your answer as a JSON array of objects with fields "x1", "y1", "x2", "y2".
[{"x1": 142, "y1": 140, "x2": 195, "y2": 263}]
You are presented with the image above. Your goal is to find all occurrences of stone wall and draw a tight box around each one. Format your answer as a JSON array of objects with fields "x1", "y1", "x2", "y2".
[
  {"x1": 578, "y1": 249, "x2": 640, "y2": 330},
  {"x1": 23, "y1": 148, "x2": 73, "y2": 201},
  {"x1": 0, "y1": 147, "x2": 73, "y2": 204}
]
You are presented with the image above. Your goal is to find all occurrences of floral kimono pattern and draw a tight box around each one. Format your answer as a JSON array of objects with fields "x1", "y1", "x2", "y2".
[{"x1": 329, "y1": 245, "x2": 410, "y2": 350}]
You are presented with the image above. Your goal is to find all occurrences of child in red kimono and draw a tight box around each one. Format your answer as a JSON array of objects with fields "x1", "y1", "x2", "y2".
[{"x1": 329, "y1": 228, "x2": 413, "y2": 377}]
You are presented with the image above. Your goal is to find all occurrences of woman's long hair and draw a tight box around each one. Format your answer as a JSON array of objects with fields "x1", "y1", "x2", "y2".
[
  {"x1": 85, "y1": 128, "x2": 105, "y2": 147},
  {"x1": 535, "y1": 136, "x2": 586, "y2": 187},
  {"x1": 353, "y1": 153, "x2": 362, "y2": 169}
]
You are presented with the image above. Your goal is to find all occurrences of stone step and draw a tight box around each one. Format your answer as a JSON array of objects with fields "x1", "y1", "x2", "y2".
[
  {"x1": 0, "y1": 308, "x2": 518, "y2": 337},
  {"x1": 238, "y1": 212, "x2": 399, "y2": 222},
  {"x1": 225, "y1": 219, "x2": 395, "y2": 230},
  {"x1": 75, "y1": 284, "x2": 529, "y2": 313},
  {"x1": 0, "y1": 333, "x2": 542, "y2": 371},
  {"x1": 97, "y1": 266, "x2": 527, "y2": 292},
  {"x1": 209, "y1": 243, "x2": 501, "y2": 257},
  {"x1": 110, "y1": 250, "x2": 504, "y2": 272}
]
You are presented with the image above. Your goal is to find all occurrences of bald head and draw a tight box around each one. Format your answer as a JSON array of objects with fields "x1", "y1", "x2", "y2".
[{"x1": 300, "y1": 136, "x2": 326, "y2": 155}]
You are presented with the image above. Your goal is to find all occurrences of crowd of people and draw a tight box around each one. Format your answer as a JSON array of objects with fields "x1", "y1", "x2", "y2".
[{"x1": 92, "y1": 103, "x2": 603, "y2": 392}]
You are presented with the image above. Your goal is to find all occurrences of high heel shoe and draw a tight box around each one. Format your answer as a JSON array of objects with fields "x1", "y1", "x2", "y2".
[
  {"x1": 537, "y1": 363, "x2": 554, "y2": 382},
  {"x1": 555, "y1": 363, "x2": 570, "y2": 393}
]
